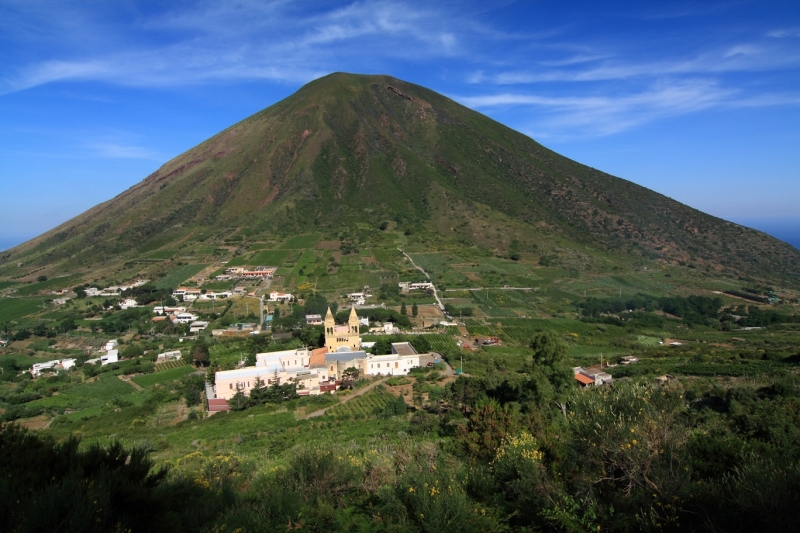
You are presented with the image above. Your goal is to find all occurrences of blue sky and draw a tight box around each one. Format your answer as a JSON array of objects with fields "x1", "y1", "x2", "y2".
[{"x1": 1, "y1": 0, "x2": 799, "y2": 251}]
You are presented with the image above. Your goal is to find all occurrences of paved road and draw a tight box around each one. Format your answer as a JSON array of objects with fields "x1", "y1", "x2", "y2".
[{"x1": 303, "y1": 376, "x2": 391, "y2": 419}]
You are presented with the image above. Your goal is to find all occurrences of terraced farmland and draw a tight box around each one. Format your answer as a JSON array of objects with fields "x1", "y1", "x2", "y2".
[{"x1": 325, "y1": 387, "x2": 394, "y2": 418}]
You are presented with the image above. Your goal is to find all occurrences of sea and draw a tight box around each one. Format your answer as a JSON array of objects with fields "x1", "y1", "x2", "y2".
[{"x1": 733, "y1": 217, "x2": 800, "y2": 252}]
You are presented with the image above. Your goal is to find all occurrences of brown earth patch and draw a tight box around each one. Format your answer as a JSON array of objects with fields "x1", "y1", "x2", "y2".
[
  {"x1": 17, "y1": 414, "x2": 51, "y2": 430},
  {"x1": 316, "y1": 240, "x2": 341, "y2": 250}
]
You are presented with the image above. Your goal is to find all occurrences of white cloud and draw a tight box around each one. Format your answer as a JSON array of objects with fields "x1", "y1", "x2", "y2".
[
  {"x1": 0, "y1": 1, "x2": 469, "y2": 94},
  {"x1": 768, "y1": 28, "x2": 800, "y2": 38},
  {"x1": 89, "y1": 142, "x2": 158, "y2": 159},
  {"x1": 453, "y1": 79, "x2": 800, "y2": 138}
]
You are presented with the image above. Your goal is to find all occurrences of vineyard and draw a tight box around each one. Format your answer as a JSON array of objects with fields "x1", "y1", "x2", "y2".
[
  {"x1": 132, "y1": 364, "x2": 194, "y2": 389},
  {"x1": 426, "y1": 334, "x2": 460, "y2": 357},
  {"x1": 468, "y1": 290, "x2": 518, "y2": 317},
  {"x1": 465, "y1": 320, "x2": 494, "y2": 336},
  {"x1": 325, "y1": 386, "x2": 394, "y2": 418},
  {"x1": 155, "y1": 359, "x2": 188, "y2": 371},
  {"x1": 636, "y1": 335, "x2": 662, "y2": 346}
]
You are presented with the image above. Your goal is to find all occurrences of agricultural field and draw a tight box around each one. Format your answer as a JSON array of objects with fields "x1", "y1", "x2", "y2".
[
  {"x1": 248, "y1": 249, "x2": 292, "y2": 266},
  {"x1": 154, "y1": 264, "x2": 207, "y2": 289},
  {"x1": 25, "y1": 373, "x2": 138, "y2": 411},
  {"x1": 145, "y1": 250, "x2": 177, "y2": 260},
  {"x1": 132, "y1": 364, "x2": 195, "y2": 389},
  {"x1": 325, "y1": 386, "x2": 395, "y2": 418},
  {"x1": 14, "y1": 275, "x2": 80, "y2": 296},
  {"x1": 406, "y1": 252, "x2": 470, "y2": 288},
  {"x1": 0, "y1": 297, "x2": 49, "y2": 322},
  {"x1": 281, "y1": 234, "x2": 321, "y2": 249}
]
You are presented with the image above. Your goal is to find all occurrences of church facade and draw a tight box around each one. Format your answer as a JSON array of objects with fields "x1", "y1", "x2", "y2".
[{"x1": 324, "y1": 306, "x2": 361, "y2": 352}]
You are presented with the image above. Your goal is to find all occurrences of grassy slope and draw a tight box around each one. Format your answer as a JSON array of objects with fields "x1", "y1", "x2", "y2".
[{"x1": 0, "y1": 73, "x2": 797, "y2": 289}]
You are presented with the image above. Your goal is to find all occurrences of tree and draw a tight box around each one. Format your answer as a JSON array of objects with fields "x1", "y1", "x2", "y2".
[
  {"x1": 371, "y1": 339, "x2": 391, "y2": 355},
  {"x1": 409, "y1": 335, "x2": 431, "y2": 354},
  {"x1": 341, "y1": 367, "x2": 360, "y2": 389},
  {"x1": 400, "y1": 301, "x2": 407, "y2": 316},
  {"x1": 529, "y1": 331, "x2": 567, "y2": 367},
  {"x1": 412, "y1": 303, "x2": 418, "y2": 318},
  {"x1": 181, "y1": 374, "x2": 206, "y2": 406},
  {"x1": 36, "y1": 275, "x2": 47, "y2": 282},
  {"x1": 192, "y1": 338, "x2": 210, "y2": 367},
  {"x1": 121, "y1": 344, "x2": 143, "y2": 359},
  {"x1": 528, "y1": 331, "x2": 572, "y2": 394}
]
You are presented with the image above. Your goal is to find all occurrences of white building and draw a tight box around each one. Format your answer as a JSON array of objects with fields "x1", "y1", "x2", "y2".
[
  {"x1": 30, "y1": 359, "x2": 77, "y2": 377},
  {"x1": 190, "y1": 321, "x2": 210, "y2": 333},
  {"x1": 172, "y1": 312, "x2": 199, "y2": 324},
  {"x1": 363, "y1": 342, "x2": 420, "y2": 376},
  {"x1": 268, "y1": 291, "x2": 293, "y2": 302},
  {"x1": 101, "y1": 350, "x2": 119, "y2": 366},
  {"x1": 399, "y1": 282, "x2": 435, "y2": 292},
  {"x1": 215, "y1": 347, "x2": 332, "y2": 400},
  {"x1": 156, "y1": 350, "x2": 182, "y2": 362},
  {"x1": 105, "y1": 339, "x2": 118, "y2": 351},
  {"x1": 119, "y1": 298, "x2": 138, "y2": 309}
]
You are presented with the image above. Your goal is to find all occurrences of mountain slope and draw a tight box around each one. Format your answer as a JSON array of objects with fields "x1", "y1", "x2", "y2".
[{"x1": 1, "y1": 72, "x2": 798, "y2": 284}]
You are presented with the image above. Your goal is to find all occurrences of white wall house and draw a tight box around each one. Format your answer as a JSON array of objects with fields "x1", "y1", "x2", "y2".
[
  {"x1": 268, "y1": 291, "x2": 293, "y2": 302},
  {"x1": 156, "y1": 350, "x2": 182, "y2": 362},
  {"x1": 30, "y1": 359, "x2": 77, "y2": 377},
  {"x1": 101, "y1": 350, "x2": 119, "y2": 366},
  {"x1": 172, "y1": 313, "x2": 199, "y2": 324},
  {"x1": 363, "y1": 342, "x2": 421, "y2": 376},
  {"x1": 119, "y1": 298, "x2": 138, "y2": 309}
]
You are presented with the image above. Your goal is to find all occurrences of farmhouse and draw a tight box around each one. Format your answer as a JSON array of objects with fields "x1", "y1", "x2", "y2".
[
  {"x1": 574, "y1": 366, "x2": 613, "y2": 387},
  {"x1": 268, "y1": 291, "x2": 293, "y2": 302},
  {"x1": 30, "y1": 358, "x2": 76, "y2": 377},
  {"x1": 172, "y1": 312, "x2": 199, "y2": 324},
  {"x1": 156, "y1": 350, "x2": 182, "y2": 362}
]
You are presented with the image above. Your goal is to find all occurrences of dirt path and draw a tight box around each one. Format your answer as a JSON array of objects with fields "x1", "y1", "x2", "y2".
[
  {"x1": 119, "y1": 374, "x2": 144, "y2": 391},
  {"x1": 302, "y1": 376, "x2": 391, "y2": 419},
  {"x1": 397, "y1": 248, "x2": 445, "y2": 311}
]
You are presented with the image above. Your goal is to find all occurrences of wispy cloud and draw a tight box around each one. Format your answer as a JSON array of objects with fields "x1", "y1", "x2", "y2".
[
  {"x1": 456, "y1": 79, "x2": 800, "y2": 138},
  {"x1": 89, "y1": 142, "x2": 158, "y2": 159},
  {"x1": 1, "y1": 0, "x2": 799, "y2": 142},
  {"x1": 1, "y1": 1, "x2": 469, "y2": 94},
  {"x1": 768, "y1": 27, "x2": 800, "y2": 38}
]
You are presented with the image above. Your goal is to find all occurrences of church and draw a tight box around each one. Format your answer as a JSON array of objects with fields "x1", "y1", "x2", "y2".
[{"x1": 324, "y1": 306, "x2": 361, "y2": 352}]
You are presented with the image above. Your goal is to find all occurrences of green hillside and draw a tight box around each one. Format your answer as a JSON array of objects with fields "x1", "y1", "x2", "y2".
[{"x1": 1, "y1": 73, "x2": 798, "y2": 289}]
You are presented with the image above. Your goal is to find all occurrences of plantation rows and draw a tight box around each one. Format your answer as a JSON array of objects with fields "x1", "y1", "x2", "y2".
[
  {"x1": 500, "y1": 325, "x2": 541, "y2": 344},
  {"x1": 636, "y1": 335, "x2": 662, "y2": 346},
  {"x1": 466, "y1": 320, "x2": 494, "y2": 335},
  {"x1": 155, "y1": 359, "x2": 188, "y2": 371},
  {"x1": 426, "y1": 334, "x2": 459, "y2": 356},
  {"x1": 326, "y1": 388, "x2": 393, "y2": 418}
]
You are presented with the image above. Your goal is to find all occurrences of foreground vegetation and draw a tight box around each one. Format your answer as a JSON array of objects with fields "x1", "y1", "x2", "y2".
[{"x1": 3, "y1": 359, "x2": 799, "y2": 532}]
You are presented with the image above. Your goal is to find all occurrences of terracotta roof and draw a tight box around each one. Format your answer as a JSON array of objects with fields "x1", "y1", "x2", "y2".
[
  {"x1": 310, "y1": 347, "x2": 327, "y2": 367},
  {"x1": 575, "y1": 373, "x2": 595, "y2": 385}
]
